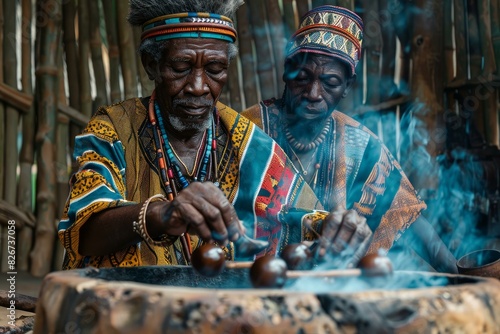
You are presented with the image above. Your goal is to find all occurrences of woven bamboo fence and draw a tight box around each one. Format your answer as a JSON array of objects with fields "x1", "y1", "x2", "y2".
[{"x1": 0, "y1": 0, "x2": 499, "y2": 277}]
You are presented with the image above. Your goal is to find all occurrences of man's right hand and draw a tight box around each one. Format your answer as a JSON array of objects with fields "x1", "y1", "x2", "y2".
[{"x1": 149, "y1": 182, "x2": 245, "y2": 246}]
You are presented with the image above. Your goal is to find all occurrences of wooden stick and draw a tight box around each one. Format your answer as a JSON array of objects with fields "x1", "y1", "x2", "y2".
[
  {"x1": 286, "y1": 268, "x2": 362, "y2": 278},
  {"x1": 225, "y1": 261, "x2": 254, "y2": 269},
  {"x1": 225, "y1": 261, "x2": 366, "y2": 277},
  {"x1": 0, "y1": 290, "x2": 38, "y2": 313}
]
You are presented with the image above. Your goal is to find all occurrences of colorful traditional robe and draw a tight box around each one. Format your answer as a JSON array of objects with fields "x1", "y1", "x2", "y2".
[
  {"x1": 241, "y1": 98, "x2": 427, "y2": 254},
  {"x1": 58, "y1": 98, "x2": 325, "y2": 269}
]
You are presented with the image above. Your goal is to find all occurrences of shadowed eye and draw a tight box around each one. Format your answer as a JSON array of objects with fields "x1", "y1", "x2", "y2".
[{"x1": 206, "y1": 63, "x2": 227, "y2": 76}]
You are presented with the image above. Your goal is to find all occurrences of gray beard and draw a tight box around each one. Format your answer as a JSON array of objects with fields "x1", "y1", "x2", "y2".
[{"x1": 168, "y1": 113, "x2": 213, "y2": 132}]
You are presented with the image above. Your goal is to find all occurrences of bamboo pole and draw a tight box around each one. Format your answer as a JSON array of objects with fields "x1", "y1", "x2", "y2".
[
  {"x1": 78, "y1": 0, "x2": 92, "y2": 117},
  {"x1": 443, "y1": 0, "x2": 459, "y2": 155},
  {"x1": 17, "y1": 0, "x2": 35, "y2": 271},
  {"x1": 312, "y1": 0, "x2": 331, "y2": 7},
  {"x1": 236, "y1": 3, "x2": 259, "y2": 107},
  {"x1": 358, "y1": 0, "x2": 381, "y2": 136},
  {"x1": 282, "y1": 0, "x2": 297, "y2": 37},
  {"x1": 296, "y1": 0, "x2": 310, "y2": 17},
  {"x1": 477, "y1": 0, "x2": 499, "y2": 146},
  {"x1": 449, "y1": 0, "x2": 467, "y2": 87},
  {"x1": 444, "y1": 0, "x2": 455, "y2": 84},
  {"x1": 266, "y1": 0, "x2": 286, "y2": 96},
  {"x1": 219, "y1": 75, "x2": 231, "y2": 107},
  {"x1": 102, "y1": 0, "x2": 122, "y2": 103},
  {"x1": 491, "y1": 0, "x2": 500, "y2": 71},
  {"x1": 467, "y1": 0, "x2": 482, "y2": 80},
  {"x1": 247, "y1": 0, "x2": 277, "y2": 100},
  {"x1": 88, "y1": 0, "x2": 108, "y2": 109},
  {"x1": 407, "y1": 0, "x2": 445, "y2": 190},
  {"x1": 3, "y1": 0, "x2": 19, "y2": 273},
  {"x1": 0, "y1": 82, "x2": 89, "y2": 125},
  {"x1": 62, "y1": 0, "x2": 81, "y2": 160},
  {"x1": 0, "y1": 82, "x2": 32, "y2": 113},
  {"x1": 466, "y1": 1, "x2": 486, "y2": 138},
  {"x1": 54, "y1": 53, "x2": 68, "y2": 271},
  {"x1": 62, "y1": 0, "x2": 79, "y2": 109},
  {"x1": 490, "y1": 0, "x2": 500, "y2": 146},
  {"x1": 227, "y1": 55, "x2": 243, "y2": 112},
  {"x1": 31, "y1": 0, "x2": 62, "y2": 277},
  {"x1": 337, "y1": 0, "x2": 354, "y2": 10},
  {"x1": 116, "y1": 0, "x2": 138, "y2": 99},
  {"x1": 378, "y1": 0, "x2": 399, "y2": 155},
  {"x1": 133, "y1": 26, "x2": 154, "y2": 97}
]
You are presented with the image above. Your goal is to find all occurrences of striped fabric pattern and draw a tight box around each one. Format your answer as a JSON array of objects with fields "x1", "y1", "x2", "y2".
[
  {"x1": 58, "y1": 99, "x2": 324, "y2": 269},
  {"x1": 241, "y1": 98, "x2": 427, "y2": 254}
]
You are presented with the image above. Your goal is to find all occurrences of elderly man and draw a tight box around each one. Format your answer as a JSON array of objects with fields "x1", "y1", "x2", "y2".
[
  {"x1": 58, "y1": 0, "x2": 372, "y2": 269},
  {"x1": 242, "y1": 5, "x2": 457, "y2": 272}
]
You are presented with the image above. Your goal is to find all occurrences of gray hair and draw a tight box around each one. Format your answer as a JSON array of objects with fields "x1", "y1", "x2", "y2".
[{"x1": 128, "y1": 0, "x2": 243, "y2": 61}]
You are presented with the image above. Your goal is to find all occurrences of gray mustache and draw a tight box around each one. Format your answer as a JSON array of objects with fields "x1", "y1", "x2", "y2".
[{"x1": 173, "y1": 98, "x2": 213, "y2": 108}]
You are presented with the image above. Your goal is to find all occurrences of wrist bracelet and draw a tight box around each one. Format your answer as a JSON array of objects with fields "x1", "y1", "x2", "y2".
[{"x1": 132, "y1": 194, "x2": 178, "y2": 247}]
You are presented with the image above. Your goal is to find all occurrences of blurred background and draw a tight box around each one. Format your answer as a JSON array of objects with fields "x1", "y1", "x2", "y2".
[{"x1": 0, "y1": 0, "x2": 499, "y2": 278}]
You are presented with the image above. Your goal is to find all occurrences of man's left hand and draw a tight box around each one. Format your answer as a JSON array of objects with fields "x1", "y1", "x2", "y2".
[{"x1": 319, "y1": 206, "x2": 372, "y2": 265}]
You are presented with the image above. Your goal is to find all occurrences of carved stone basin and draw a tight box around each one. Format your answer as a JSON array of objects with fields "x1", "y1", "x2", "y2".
[{"x1": 33, "y1": 266, "x2": 500, "y2": 333}]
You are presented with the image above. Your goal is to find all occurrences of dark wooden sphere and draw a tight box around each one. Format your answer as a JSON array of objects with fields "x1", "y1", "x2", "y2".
[
  {"x1": 250, "y1": 255, "x2": 288, "y2": 288},
  {"x1": 357, "y1": 252, "x2": 393, "y2": 277},
  {"x1": 280, "y1": 243, "x2": 313, "y2": 270},
  {"x1": 191, "y1": 243, "x2": 226, "y2": 277}
]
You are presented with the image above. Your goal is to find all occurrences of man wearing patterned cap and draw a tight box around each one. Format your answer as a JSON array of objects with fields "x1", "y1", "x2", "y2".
[
  {"x1": 58, "y1": 1, "x2": 372, "y2": 270},
  {"x1": 242, "y1": 5, "x2": 458, "y2": 272}
]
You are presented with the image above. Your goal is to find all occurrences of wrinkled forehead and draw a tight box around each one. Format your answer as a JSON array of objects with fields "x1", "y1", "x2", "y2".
[
  {"x1": 285, "y1": 53, "x2": 350, "y2": 75},
  {"x1": 158, "y1": 38, "x2": 230, "y2": 59}
]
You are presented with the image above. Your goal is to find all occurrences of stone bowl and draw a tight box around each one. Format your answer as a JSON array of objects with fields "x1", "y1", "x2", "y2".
[{"x1": 33, "y1": 265, "x2": 500, "y2": 333}]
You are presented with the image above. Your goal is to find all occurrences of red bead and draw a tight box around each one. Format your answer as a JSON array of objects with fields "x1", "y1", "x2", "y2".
[{"x1": 315, "y1": 163, "x2": 321, "y2": 169}]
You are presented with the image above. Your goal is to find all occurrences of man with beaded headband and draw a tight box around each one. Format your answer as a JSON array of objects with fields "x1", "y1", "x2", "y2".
[
  {"x1": 58, "y1": 0, "x2": 373, "y2": 269},
  {"x1": 242, "y1": 5, "x2": 457, "y2": 272}
]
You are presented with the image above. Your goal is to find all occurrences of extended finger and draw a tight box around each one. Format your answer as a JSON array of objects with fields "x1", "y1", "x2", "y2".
[
  {"x1": 197, "y1": 182, "x2": 242, "y2": 241},
  {"x1": 169, "y1": 199, "x2": 213, "y2": 242},
  {"x1": 330, "y1": 210, "x2": 359, "y2": 253},
  {"x1": 184, "y1": 182, "x2": 241, "y2": 243},
  {"x1": 348, "y1": 215, "x2": 371, "y2": 250},
  {"x1": 319, "y1": 210, "x2": 344, "y2": 256},
  {"x1": 321, "y1": 210, "x2": 344, "y2": 241}
]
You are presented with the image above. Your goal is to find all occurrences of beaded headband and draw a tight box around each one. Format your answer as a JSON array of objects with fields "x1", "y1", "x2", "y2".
[
  {"x1": 285, "y1": 5, "x2": 364, "y2": 75},
  {"x1": 141, "y1": 12, "x2": 237, "y2": 43}
]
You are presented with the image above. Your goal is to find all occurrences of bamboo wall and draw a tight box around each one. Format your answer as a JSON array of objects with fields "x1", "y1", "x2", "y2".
[{"x1": 0, "y1": 0, "x2": 499, "y2": 277}]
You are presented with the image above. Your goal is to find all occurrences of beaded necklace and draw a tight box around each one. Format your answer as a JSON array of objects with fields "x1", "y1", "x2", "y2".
[
  {"x1": 285, "y1": 117, "x2": 331, "y2": 152},
  {"x1": 278, "y1": 100, "x2": 335, "y2": 208},
  {"x1": 151, "y1": 96, "x2": 216, "y2": 190},
  {"x1": 147, "y1": 91, "x2": 220, "y2": 263}
]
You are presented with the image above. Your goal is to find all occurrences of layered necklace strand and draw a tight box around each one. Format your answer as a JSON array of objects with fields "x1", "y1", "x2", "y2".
[
  {"x1": 285, "y1": 117, "x2": 332, "y2": 152},
  {"x1": 288, "y1": 143, "x2": 322, "y2": 188},
  {"x1": 169, "y1": 131, "x2": 206, "y2": 178},
  {"x1": 153, "y1": 101, "x2": 213, "y2": 188},
  {"x1": 288, "y1": 144, "x2": 319, "y2": 176},
  {"x1": 283, "y1": 118, "x2": 332, "y2": 191},
  {"x1": 147, "y1": 90, "x2": 219, "y2": 264}
]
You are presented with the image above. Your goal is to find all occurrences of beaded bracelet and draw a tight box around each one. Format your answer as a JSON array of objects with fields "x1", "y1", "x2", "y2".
[{"x1": 132, "y1": 194, "x2": 178, "y2": 247}]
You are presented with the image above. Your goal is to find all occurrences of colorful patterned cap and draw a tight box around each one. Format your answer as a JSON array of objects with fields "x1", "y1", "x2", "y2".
[
  {"x1": 141, "y1": 12, "x2": 237, "y2": 43},
  {"x1": 285, "y1": 5, "x2": 363, "y2": 75}
]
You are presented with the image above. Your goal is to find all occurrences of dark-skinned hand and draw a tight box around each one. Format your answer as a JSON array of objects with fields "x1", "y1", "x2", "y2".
[
  {"x1": 147, "y1": 182, "x2": 245, "y2": 246},
  {"x1": 318, "y1": 205, "x2": 373, "y2": 268}
]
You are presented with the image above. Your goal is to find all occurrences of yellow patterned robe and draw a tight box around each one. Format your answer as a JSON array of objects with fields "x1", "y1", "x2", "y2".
[{"x1": 58, "y1": 98, "x2": 325, "y2": 269}]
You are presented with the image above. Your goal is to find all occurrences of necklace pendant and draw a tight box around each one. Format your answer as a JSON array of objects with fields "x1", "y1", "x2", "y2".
[{"x1": 303, "y1": 171, "x2": 308, "y2": 176}]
